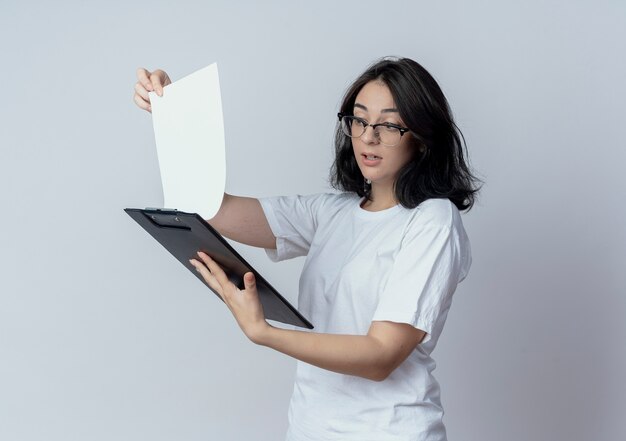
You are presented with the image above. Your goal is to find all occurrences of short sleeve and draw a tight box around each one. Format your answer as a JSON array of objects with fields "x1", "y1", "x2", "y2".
[
  {"x1": 371, "y1": 222, "x2": 470, "y2": 344},
  {"x1": 258, "y1": 193, "x2": 330, "y2": 262}
]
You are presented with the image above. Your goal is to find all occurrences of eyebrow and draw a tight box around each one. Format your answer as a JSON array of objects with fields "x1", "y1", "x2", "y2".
[{"x1": 354, "y1": 103, "x2": 399, "y2": 113}]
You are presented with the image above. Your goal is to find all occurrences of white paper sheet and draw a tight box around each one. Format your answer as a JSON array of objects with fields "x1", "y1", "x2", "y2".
[{"x1": 148, "y1": 63, "x2": 225, "y2": 220}]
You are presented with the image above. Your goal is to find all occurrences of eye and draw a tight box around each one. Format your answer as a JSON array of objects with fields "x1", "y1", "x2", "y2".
[
  {"x1": 380, "y1": 123, "x2": 399, "y2": 129},
  {"x1": 379, "y1": 124, "x2": 399, "y2": 133}
]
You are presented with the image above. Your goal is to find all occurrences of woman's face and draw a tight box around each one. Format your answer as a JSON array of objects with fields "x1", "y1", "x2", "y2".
[{"x1": 351, "y1": 80, "x2": 415, "y2": 187}]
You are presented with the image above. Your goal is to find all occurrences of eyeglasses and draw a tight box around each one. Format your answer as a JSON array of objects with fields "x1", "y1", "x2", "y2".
[{"x1": 338, "y1": 112, "x2": 411, "y2": 147}]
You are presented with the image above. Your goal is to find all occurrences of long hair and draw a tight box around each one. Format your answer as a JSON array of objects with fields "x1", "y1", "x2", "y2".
[{"x1": 329, "y1": 56, "x2": 482, "y2": 211}]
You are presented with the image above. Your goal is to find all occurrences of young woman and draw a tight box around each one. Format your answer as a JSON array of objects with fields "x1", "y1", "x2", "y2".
[{"x1": 133, "y1": 56, "x2": 481, "y2": 441}]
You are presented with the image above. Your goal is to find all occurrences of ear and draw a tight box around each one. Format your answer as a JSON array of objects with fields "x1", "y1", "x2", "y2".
[
  {"x1": 415, "y1": 143, "x2": 426, "y2": 154},
  {"x1": 418, "y1": 140, "x2": 429, "y2": 154},
  {"x1": 410, "y1": 136, "x2": 426, "y2": 154}
]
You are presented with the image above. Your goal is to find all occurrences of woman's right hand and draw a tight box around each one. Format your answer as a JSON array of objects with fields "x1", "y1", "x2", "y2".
[{"x1": 133, "y1": 68, "x2": 172, "y2": 113}]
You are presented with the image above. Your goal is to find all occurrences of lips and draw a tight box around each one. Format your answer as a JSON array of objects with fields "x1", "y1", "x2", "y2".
[
  {"x1": 362, "y1": 153, "x2": 382, "y2": 159},
  {"x1": 361, "y1": 153, "x2": 382, "y2": 167}
]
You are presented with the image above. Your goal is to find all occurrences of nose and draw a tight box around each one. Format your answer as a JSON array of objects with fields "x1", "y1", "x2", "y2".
[{"x1": 360, "y1": 125, "x2": 379, "y2": 144}]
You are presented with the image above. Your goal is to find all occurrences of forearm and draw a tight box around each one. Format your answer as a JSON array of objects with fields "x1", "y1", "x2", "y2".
[
  {"x1": 192, "y1": 254, "x2": 413, "y2": 382},
  {"x1": 207, "y1": 193, "x2": 276, "y2": 249},
  {"x1": 255, "y1": 326, "x2": 387, "y2": 381}
]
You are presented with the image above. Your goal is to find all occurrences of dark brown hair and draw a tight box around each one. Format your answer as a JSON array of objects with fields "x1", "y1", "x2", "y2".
[{"x1": 329, "y1": 56, "x2": 482, "y2": 211}]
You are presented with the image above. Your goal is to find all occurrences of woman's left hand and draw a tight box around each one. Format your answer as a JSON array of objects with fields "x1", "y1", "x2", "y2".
[{"x1": 189, "y1": 251, "x2": 270, "y2": 344}]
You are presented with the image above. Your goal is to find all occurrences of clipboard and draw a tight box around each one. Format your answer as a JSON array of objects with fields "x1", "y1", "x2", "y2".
[
  {"x1": 124, "y1": 207, "x2": 313, "y2": 329},
  {"x1": 125, "y1": 63, "x2": 311, "y2": 329}
]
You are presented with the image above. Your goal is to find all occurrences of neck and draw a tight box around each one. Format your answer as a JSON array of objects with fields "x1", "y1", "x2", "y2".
[{"x1": 361, "y1": 181, "x2": 398, "y2": 211}]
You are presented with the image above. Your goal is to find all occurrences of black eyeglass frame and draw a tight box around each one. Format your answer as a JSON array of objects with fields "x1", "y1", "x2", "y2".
[{"x1": 337, "y1": 112, "x2": 412, "y2": 145}]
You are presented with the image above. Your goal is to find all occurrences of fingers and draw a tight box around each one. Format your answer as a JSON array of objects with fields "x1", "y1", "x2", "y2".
[
  {"x1": 133, "y1": 82, "x2": 151, "y2": 112},
  {"x1": 136, "y1": 67, "x2": 153, "y2": 92},
  {"x1": 137, "y1": 67, "x2": 170, "y2": 96},
  {"x1": 150, "y1": 69, "x2": 171, "y2": 97},
  {"x1": 150, "y1": 74, "x2": 161, "y2": 96},
  {"x1": 190, "y1": 255, "x2": 267, "y2": 342},
  {"x1": 244, "y1": 272, "x2": 256, "y2": 290},
  {"x1": 135, "y1": 68, "x2": 154, "y2": 112},
  {"x1": 134, "y1": 67, "x2": 171, "y2": 113},
  {"x1": 196, "y1": 252, "x2": 231, "y2": 288},
  {"x1": 189, "y1": 257, "x2": 225, "y2": 299},
  {"x1": 134, "y1": 81, "x2": 150, "y2": 102},
  {"x1": 133, "y1": 93, "x2": 151, "y2": 112}
]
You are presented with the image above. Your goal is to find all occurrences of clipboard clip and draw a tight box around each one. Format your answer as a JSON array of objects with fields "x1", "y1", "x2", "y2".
[
  {"x1": 142, "y1": 208, "x2": 190, "y2": 230},
  {"x1": 144, "y1": 207, "x2": 178, "y2": 212}
]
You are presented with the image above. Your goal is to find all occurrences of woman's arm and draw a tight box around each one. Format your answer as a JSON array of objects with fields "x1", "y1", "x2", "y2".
[
  {"x1": 207, "y1": 193, "x2": 277, "y2": 249},
  {"x1": 189, "y1": 253, "x2": 426, "y2": 382},
  {"x1": 256, "y1": 321, "x2": 426, "y2": 382}
]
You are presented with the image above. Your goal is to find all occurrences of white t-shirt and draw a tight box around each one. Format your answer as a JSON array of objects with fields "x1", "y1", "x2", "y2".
[{"x1": 258, "y1": 192, "x2": 472, "y2": 441}]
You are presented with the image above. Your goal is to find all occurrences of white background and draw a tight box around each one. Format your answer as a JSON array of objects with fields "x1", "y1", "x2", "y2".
[{"x1": 1, "y1": 1, "x2": 624, "y2": 440}]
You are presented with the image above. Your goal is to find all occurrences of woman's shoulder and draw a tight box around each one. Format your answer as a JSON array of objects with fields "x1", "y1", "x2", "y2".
[
  {"x1": 406, "y1": 197, "x2": 464, "y2": 231},
  {"x1": 400, "y1": 199, "x2": 471, "y2": 265},
  {"x1": 314, "y1": 191, "x2": 359, "y2": 214},
  {"x1": 270, "y1": 191, "x2": 354, "y2": 205},
  {"x1": 307, "y1": 191, "x2": 358, "y2": 206},
  {"x1": 276, "y1": 191, "x2": 356, "y2": 219}
]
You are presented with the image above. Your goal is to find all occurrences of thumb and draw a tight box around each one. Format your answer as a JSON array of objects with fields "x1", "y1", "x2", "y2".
[{"x1": 244, "y1": 272, "x2": 256, "y2": 290}]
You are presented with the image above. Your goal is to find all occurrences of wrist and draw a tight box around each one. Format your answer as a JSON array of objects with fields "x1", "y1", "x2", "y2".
[{"x1": 249, "y1": 322, "x2": 274, "y2": 346}]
